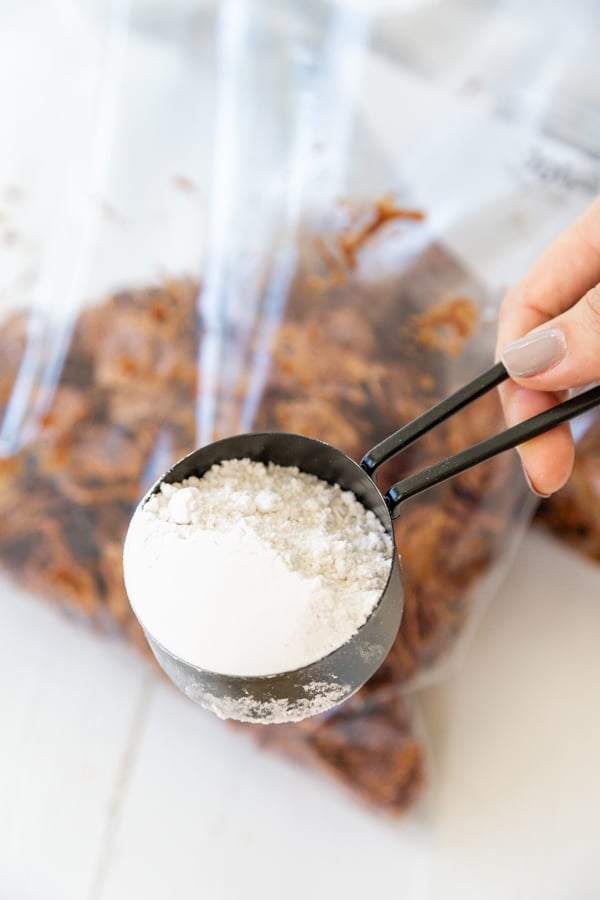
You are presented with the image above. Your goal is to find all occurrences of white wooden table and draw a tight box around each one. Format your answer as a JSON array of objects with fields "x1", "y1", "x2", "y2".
[{"x1": 2, "y1": 530, "x2": 600, "y2": 900}]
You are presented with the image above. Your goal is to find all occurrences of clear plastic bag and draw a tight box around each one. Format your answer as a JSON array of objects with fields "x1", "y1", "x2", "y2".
[
  {"x1": 536, "y1": 414, "x2": 600, "y2": 563},
  {"x1": 0, "y1": 0, "x2": 209, "y2": 642},
  {"x1": 2, "y1": 0, "x2": 600, "y2": 813}
]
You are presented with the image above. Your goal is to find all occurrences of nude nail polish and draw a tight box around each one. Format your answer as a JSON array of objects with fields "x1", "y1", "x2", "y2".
[{"x1": 501, "y1": 328, "x2": 567, "y2": 377}]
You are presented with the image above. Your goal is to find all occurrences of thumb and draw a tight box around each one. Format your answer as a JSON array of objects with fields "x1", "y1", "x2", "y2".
[{"x1": 500, "y1": 284, "x2": 600, "y2": 390}]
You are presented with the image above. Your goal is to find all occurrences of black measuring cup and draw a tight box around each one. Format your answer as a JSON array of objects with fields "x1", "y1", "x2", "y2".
[{"x1": 126, "y1": 362, "x2": 600, "y2": 724}]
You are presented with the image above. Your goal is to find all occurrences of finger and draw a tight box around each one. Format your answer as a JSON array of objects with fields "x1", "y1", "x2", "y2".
[
  {"x1": 500, "y1": 283, "x2": 600, "y2": 391},
  {"x1": 494, "y1": 199, "x2": 600, "y2": 495},
  {"x1": 499, "y1": 381, "x2": 575, "y2": 495},
  {"x1": 497, "y1": 196, "x2": 600, "y2": 353}
]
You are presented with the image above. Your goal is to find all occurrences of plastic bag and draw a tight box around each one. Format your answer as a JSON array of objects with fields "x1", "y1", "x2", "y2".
[
  {"x1": 0, "y1": 0, "x2": 209, "y2": 640},
  {"x1": 536, "y1": 414, "x2": 600, "y2": 563},
  {"x1": 2, "y1": 0, "x2": 600, "y2": 814}
]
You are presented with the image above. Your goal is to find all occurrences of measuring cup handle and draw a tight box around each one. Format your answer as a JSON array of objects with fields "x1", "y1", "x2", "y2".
[
  {"x1": 360, "y1": 361, "x2": 508, "y2": 477},
  {"x1": 384, "y1": 383, "x2": 600, "y2": 518}
]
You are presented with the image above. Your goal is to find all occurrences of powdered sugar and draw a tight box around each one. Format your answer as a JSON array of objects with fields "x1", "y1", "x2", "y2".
[
  {"x1": 123, "y1": 458, "x2": 393, "y2": 679},
  {"x1": 185, "y1": 681, "x2": 353, "y2": 725}
]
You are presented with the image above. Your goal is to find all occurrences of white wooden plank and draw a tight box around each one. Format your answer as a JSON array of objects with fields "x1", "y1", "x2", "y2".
[
  {"x1": 97, "y1": 680, "x2": 433, "y2": 900},
  {"x1": 3, "y1": 529, "x2": 600, "y2": 900},
  {"x1": 0, "y1": 578, "x2": 154, "y2": 900},
  {"x1": 423, "y1": 531, "x2": 600, "y2": 899}
]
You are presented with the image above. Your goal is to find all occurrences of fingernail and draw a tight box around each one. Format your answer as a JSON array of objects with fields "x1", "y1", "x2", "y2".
[
  {"x1": 524, "y1": 469, "x2": 552, "y2": 499},
  {"x1": 501, "y1": 327, "x2": 567, "y2": 377}
]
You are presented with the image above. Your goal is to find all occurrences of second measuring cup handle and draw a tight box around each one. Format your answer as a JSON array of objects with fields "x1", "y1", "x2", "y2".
[
  {"x1": 384, "y1": 382, "x2": 600, "y2": 517},
  {"x1": 361, "y1": 359, "x2": 600, "y2": 518},
  {"x1": 360, "y1": 361, "x2": 508, "y2": 476}
]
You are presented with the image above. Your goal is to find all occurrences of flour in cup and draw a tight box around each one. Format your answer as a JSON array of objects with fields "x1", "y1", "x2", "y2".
[{"x1": 123, "y1": 459, "x2": 393, "y2": 686}]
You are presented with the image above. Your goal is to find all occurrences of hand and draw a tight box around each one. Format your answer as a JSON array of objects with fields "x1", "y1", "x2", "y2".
[{"x1": 496, "y1": 197, "x2": 600, "y2": 496}]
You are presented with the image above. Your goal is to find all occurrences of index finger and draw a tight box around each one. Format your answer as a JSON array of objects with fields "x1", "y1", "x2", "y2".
[{"x1": 497, "y1": 196, "x2": 600, "y2": 349}]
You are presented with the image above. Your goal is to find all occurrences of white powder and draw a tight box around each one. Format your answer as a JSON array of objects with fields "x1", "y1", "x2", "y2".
[
  {"x1": 183, "y1": 680, "x2": 355, "y2": 725},
  {"x1": 123, "y1": 459, "x2": 393, "y2": 681}
]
